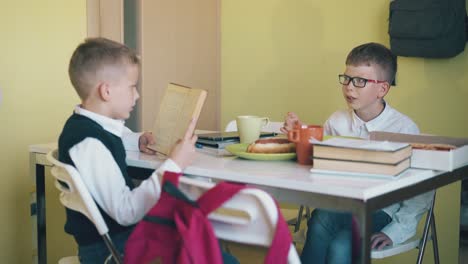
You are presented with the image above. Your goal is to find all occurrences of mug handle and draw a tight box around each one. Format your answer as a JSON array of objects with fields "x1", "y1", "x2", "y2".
[{"x1": 261, "y1": 117, "x2": 269, "y2": 128}]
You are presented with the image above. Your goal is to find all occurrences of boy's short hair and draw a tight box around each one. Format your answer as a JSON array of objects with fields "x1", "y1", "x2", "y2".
[
  {"x1": 68, "y1": 37, "x2": 140, "y2": 100},
  {"x1": 345, "y1": 43, "x2": 397, "y2": 85}
]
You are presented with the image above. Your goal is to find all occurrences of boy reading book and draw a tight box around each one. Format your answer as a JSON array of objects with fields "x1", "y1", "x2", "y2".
[
  {"x1": 59, "y1": 37, "x2": 204, "y2": 263},
  {"x1": 281, "y1": 43, "x2": 434, "y2": 264}
]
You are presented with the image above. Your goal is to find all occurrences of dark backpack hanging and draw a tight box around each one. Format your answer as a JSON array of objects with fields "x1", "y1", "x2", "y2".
[{"x1": 388, "y1": 0, "x2": 467, "y2": 58}]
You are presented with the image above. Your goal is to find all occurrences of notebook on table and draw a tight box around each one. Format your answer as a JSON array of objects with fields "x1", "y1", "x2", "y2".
[{"x1": 198, "y1": 131, "x2": 277, "y2": 142}]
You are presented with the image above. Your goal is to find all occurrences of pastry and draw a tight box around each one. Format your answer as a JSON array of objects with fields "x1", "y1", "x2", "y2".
[
  {"x1": 247, "y1": 138, "x2": 296, "y2": 154},
  {"x1": 410, "y1": 143, "x2": 457, "y2": 151}
]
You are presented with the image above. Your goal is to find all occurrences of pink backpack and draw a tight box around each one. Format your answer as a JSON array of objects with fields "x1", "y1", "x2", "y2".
[{"x1": 124, "y1": 171, "x2": 292, "y2": 264}]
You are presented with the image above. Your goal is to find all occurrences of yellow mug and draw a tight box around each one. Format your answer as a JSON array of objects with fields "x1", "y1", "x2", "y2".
[{"x1": 236, "y1": 115, "x2": 269, "y2": 144}]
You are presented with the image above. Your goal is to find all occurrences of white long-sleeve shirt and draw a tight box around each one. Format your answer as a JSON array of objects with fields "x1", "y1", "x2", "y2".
[
  {"x1": 324, "y1": 103, "x2": 434, "y2": 245},
  {"x1": 69, "y1": 106, "x2": 181, "y2": 226}
]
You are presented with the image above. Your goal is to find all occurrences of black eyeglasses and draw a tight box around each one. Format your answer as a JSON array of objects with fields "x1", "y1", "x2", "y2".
[{"x1": 338, "y1": 74, "x2": 387, "y2": 88}]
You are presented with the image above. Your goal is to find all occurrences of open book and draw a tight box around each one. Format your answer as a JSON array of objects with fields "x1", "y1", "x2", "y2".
[{"x1": 149, "y1": 83, "x2": 207, "y2": 155}]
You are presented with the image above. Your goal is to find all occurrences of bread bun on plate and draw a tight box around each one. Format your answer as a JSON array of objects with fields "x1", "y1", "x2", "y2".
[
  {"x1": 410, "y1": 143, "x2": 456, "y2": 151},
  {"x1": 247, "y1": 138, "x2": 296, "y2": 154}
]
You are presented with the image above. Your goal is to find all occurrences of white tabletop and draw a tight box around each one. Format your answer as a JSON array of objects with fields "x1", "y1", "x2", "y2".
[
  {"x1": 30, "y1": 143, "x2": 438, "y2": 202},
  {"x1": 125, "y1": 150, "x2": 436, "y2": 201}
]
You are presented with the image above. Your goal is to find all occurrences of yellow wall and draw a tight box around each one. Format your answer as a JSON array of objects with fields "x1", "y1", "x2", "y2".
[
  {"x1": 0, "y1": 1, "x2": 86, "y2": 262},
  {"x1": 222, "y1": 0, "x2": 468, "y2": 263},
  {"x1": 0, "y1": 0, "x2": 466, "y2": 263}
]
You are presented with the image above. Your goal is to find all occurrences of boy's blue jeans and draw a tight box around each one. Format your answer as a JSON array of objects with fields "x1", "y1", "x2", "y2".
[
  {"x1": 78, "y1": 229, "x2": 131, "y2": 264},
  {"x1": 300, "y1": 209, "x2": 391, "y2": 264},
  {"x1": 78, "y1": 229, "x2": 239, "y2": 264}
]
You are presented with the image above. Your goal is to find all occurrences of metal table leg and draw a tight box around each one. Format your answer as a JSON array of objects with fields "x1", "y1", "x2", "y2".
[
  {"x1": 358, "y1": 206, "x2": 372, "y2": 264},
  {"x1": 36, "y1": 164, "x2": 46, "y2": 264}
]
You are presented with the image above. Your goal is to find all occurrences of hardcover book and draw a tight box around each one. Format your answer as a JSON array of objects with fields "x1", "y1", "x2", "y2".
[
  {"x1": 313, "y1": 157, "x2": 410, "y2": 176},
  {"x1": 148, "y1": 83, "x2": 207, "y2": 155},
  {"x1": 313, "y1": 138, "x2": 412, "y2": 164}
]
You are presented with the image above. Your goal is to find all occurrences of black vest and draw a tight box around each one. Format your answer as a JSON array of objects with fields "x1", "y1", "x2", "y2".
[{"x1": 58, "y1": 113, "x2": 135, "y2": 245}]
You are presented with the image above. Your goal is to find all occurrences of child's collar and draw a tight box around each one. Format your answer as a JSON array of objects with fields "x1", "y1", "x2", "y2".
[
  {"x1": 353, "y1": 101, "x2": 392, "y2": 132},
  {"x1": 74, "y1": 105, "x2": 125, "y2": 137}
]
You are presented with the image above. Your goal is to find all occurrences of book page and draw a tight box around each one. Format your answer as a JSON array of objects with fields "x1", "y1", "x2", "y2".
[{"x1": 150, "y1": 83, "x2": 207, "y2": 155}]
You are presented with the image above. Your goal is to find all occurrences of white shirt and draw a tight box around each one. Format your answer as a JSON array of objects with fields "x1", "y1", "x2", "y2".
[
  {"x1": 323, "y1": 103, "x2": 434, "y2": 245},
  {"x1": 68, "y1": 106, "x2": 181, "y2": 226}
]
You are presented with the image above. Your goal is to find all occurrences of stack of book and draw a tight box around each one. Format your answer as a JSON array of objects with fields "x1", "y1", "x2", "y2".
[
  {"x1": 312, "y1": 138, "x2": 412, "y2": 176},
  {"x1": 196, "y1": 132, "x2": 276, "y2": 156}
]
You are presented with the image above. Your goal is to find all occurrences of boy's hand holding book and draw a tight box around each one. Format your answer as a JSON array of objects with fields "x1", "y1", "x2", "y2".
[
  {"x1": 139, "y1": 132, "x2": 157, "y2": 155},
  {"x1": 169, "y1": 119, "x2": 198, "y2": 170},
  {"x1": 149, "y1": 83, "x2": 207, "y2": 155}
]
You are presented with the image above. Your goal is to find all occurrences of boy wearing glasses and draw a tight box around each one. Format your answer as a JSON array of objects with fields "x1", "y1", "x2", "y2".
[{"x1": 281, "y1": 42, "x2": 433, "y2": 264}]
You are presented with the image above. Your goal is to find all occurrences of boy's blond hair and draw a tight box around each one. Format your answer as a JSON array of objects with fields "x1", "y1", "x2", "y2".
[{"x1": 68, "y1": 37, "x2": 140, "y2": 100}]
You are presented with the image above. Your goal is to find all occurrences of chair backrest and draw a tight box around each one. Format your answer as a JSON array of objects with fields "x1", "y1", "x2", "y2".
[
  {"x1": 177, "y1": 176, "x2": 301, "y2": 263},
  {"x1": 46, "y1": 149, "x2": 109, "y2": 235},
  {"x1": 225, "y1": 120, "x2": 284, "y2": 133}
]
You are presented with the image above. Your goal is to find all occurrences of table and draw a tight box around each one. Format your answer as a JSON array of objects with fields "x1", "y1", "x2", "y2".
[{"x1": 30, "y1": 143, "x2": 468, "y2": 264}]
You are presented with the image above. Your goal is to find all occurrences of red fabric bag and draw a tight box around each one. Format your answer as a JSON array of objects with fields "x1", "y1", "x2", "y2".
[{"x1": 124, "y1": 171, "x2": 292, "y2": 264}]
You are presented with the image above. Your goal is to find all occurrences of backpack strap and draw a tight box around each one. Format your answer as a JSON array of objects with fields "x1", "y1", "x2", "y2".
[
  {"x1": 197, "y1": 182, "x2": 293, "y2": 264},
  {"x1": 173, "y1": 178, "x2": 245, "y2": 264},
  {"x1": 264, "y1": 200, "x2": 293, "y2": 264},
  {"x1": 197, "y1": 181, "x2": 246, "y2": 215},
  {"x1": 162, "y1": 171, "x2": 246, "y2": 214},
  {"x1": 162, "y1": 170, "x2": 181, "y2": 186},
  {"x1": 163, "y1": 180, "x2": 199, "y2": 207},
  {"x1": 142, "y1": 180, "x2": 198, "y2": 227}
]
